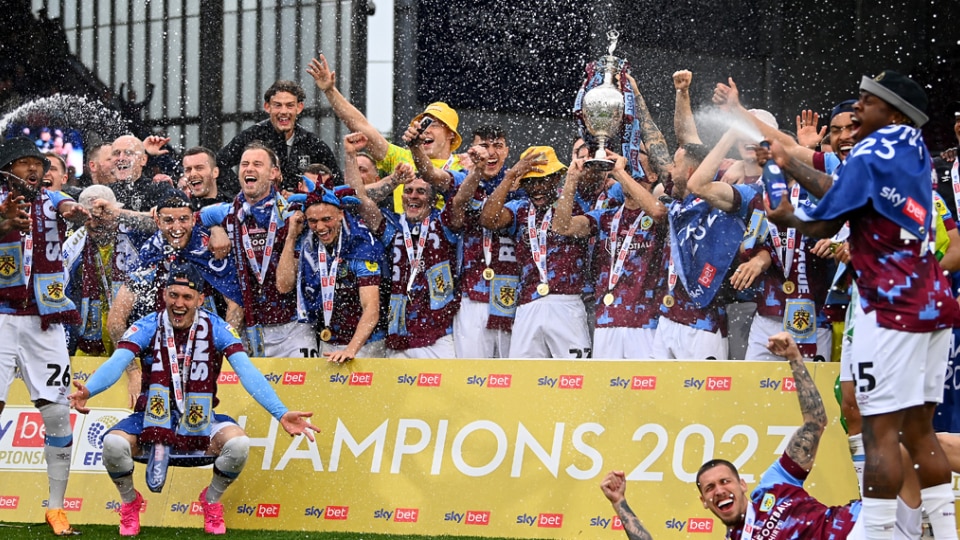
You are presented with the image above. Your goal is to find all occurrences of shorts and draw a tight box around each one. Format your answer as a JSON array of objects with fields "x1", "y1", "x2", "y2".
[
  {"x1": 745, "y1": 314, "x2": 833, "y2": 361},
  {"x1": 0, "y1": 315, "x2": 71, "y2": 404},
  {"x1": 453, "y1": 298, "x2": 511, "y2": 358},
  {"x1": 388, "y1": 334, "x2": 456, "y2": 359},
  {"x1": 651, "y1": 316, "x2": 727, "y2": 360},
  {"x1": 593, "y1": 327, "x2": 657, "y2": 360},
  {"x1": 850, "y1": 303, "x2": 950, "y2": 416},
  {"x1": 508, "y1": 295, "x2": 591, "y2": 359},
  {"x1": 109, "y1": 410, "x2": 236, "y2": 466},
  {"x1": 261, "y1": 321, "x2": 317, "y2": 358}
]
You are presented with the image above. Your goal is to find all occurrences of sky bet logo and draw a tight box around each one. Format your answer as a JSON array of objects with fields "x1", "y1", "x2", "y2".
[
  {"x1": 466, "y1": 374, "x2": 512, "y2": 388},
  {"x1": 42, "y1": 498, "x2": 82, "y2": 511},
  {"x1": 106, "y1": 499, "x2": 148, "y2": 513},
  {"x1": 444, "y1": 510, "x2": 490, "y2": 525},
  {"x1": 397, "y1": 373, "x2": 442, "y2": 387},
  {"x1": 760, "y1": 377, "x2": 796, "y2": 392},
  {"x1": 262, "y1": 372, "x2": 306, "y2": 385},
  {"x1": 218, "y1": 371, "x2": 239, "y2": 384},
  {"x1": 14, "y1": 412, "x2": 78, "y2": 447},
  {"x1": 537, "y1": 375, "x2": 584, "y2": 389},
  {"x1": 0, "y1": 496, "x2": 19, "y2": 510},
  {"x1": 609, "y1": 376, "x2": 657, "y2": 390},
  {"x1": 328, "y1": 372, "x2": 374, "y2": 385},
  {"x1": 667, "y1": 517, "x2": 714, "y2": 533},
  {"x1": 589, "y1": 515, "x2": 623, "y2": 530},
  {"x1": 517, "y1": 512, "x2": 564, "y2": 528},
  {"x1": 683, "y1": 376, "x2": 732, "y2": 391},
  {"x1": 237, "y1": 503, "x2": 280, "y2": 518},
  {"x1": 169, "y1": 501, "x2": 202, "y2": 515},
  {"x1": 374, "y1": 507, "x2": 419, "y2": 522},
  {"x1": 304, "y1": 505, "x2": 349, "y2": 520}
]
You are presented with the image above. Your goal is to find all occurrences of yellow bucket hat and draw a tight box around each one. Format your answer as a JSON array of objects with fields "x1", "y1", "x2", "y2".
[
  {"x1": 518, "y1": 146, "x2": 567, "y2": 181},
  {"x1": 411, "y1": 102, "x2": 462, "y2": 151}
]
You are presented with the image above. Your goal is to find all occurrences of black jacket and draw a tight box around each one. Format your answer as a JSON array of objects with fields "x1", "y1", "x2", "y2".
[{"x1": 217, "y1": 120, "x2": 341, "y2": 194}]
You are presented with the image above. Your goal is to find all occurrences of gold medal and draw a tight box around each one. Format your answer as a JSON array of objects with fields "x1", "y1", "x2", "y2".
[
  {"x1": 537, "y1": 282, "x2": 550, "y2": 296},
  {"x1": 319, "y1": 328, "x2": 332, "y2": 342},
  {"x1": 782, "y1": 280, "x2": 796, "y2": 295},
  {"x1": 603, "y1": 293, "x2": 615, "y2": 306},
  {"x1": 482, "y1": 267, "x2": 495, "y2": 281},
  {"x1": 662, "y1": 294, "x2": 675, "y2": 308}
]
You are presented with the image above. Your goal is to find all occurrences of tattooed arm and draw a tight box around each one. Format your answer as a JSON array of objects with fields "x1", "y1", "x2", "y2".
[
  {"x1": 600, "y1": 471, "x2": 655, "y2": 540},
  {"x1": 766, "y1": 332, "x2": 828, "y2": 472},
  {"x1": 627, "y1": 74, "x2": 672, "y2": 180}
]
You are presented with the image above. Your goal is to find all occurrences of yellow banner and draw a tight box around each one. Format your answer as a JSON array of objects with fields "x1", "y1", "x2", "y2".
[{"x1": 1, "y1": 357, "x2": 864, "y2": 537}]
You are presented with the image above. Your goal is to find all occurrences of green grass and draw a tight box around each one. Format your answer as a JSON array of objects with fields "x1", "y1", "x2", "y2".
[{"x1": 0, "y1": 523, "x2": 521, "y2": 539}]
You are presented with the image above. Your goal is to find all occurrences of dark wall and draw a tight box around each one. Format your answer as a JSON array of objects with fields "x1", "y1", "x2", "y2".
[{"x1": 406, "y1": 0, "x2": 960, "y2": 155}]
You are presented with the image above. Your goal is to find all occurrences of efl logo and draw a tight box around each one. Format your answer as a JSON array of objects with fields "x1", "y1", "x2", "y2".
[
  {"x1": 349, "y1": 373, "x2": 373, "y2": 386},
  {"x1": 689, "y1": 518, "x2": 714, "y2": 533},
  {"x1": 705, "y1": 377, "x2": 732, "y2": 391},
  {"x1": 394, "y1": 508, "x2": 419, "y2": 523},
  {"x1": 13, "y1": 412, "x2": 77, "y2": 447},
  {"x1": 218, "y1": 371, "x2": 239, "y2": 384},
  {"x1": 283, "y1": 372, "x2": 306, "y2": 385},
  {"x1": 465, "y1": 510, "x2": 491, "y2": 525},
  {"x1": 631, "y1": 376, "x2": 656, "y2": 390},
  {"x1": 538, "y1": 513, "x2": 563, "y2": 528},
  {"x1": 782, "y1": 378, "x2": 796, "y2": 392},
  {"x1": 612, "y1": 516, "x2": 623, "y2": 530},
  {"x1": 698, "y1": 263, "x2": 717, "y2": 287},
  {"x1": 488, "y1": 374, "x2": 512, "y2": 388},
  {"x1": 558, "y1": 375, "x2": 584, "y2": 389},
  {"x1": 325, "y1": 505, "x2": 349, "y2": 520},
  {"x1": 256, "y1": 504, "x2": 281, "y2": 518},
  {"x1": 0, "y1": 496, "x2": 19, "y2": 510},
  {"x1": 417, "y1": 373, "x2": 442, "y2": 387},
  {"x1": 903, "y1": 197, "x2": 927, "y2": 225}
]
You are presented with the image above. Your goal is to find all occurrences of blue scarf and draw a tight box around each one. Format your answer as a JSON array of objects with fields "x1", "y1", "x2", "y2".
[
  {"x1": 798, "y1": 124, "x2": 932, "y2": 238},
  {"x1": 668, "y1": 194, "x2": 747, "y2": 308},
  {"x1": 138, "y1": 226, "x2": 243, "y2": 305},
  {"x1": 573, "y1": 61, "x2": 645, "y2": 181}
]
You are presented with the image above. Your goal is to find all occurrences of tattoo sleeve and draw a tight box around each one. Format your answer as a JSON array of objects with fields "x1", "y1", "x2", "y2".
[
  {"x1": 782, "y1": 156, "x2": 834, "y2": 199},
  {"x1": 616, "y1": 500, "x2": 655, "y2": 540},
  {"x1": 365, "y1": 180, "x2": 396, "y2": 204},
  {"x1": 784, "y1": 357, "x2": 827, "y2": 470},
  {"x1": 633, "y1": 90, "x2": 672, "y2": 179}
]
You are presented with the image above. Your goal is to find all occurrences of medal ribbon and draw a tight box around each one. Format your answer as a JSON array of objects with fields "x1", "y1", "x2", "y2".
[
  {"x1": 482, "y1": 229, "x2": 493, "y2": 269},
  {"x1": 238, "y1": 200, "x2": 280, "y2": 286},
  {"x1": 527, "y1": 205, "x2": 552, "y2": 285},
  {"x1": 162, "y1": 309, "x2": 200, "y2": 413},
  {"x1": 607, "y1": 206, "x2": 645, "y2": 293},
  {"x1": 316, "y1": 227, "x2": 343, "y2": 329},
  {"x1": 767, "y1": 184, "x2": 802, "y2": 279},
  {"x1": 401, "y1": 215, "x2": 431, "y2": 292}
]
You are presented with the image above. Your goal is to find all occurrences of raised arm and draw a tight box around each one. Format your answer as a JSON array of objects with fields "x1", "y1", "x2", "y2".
[
  {"x1": 766, "y1": 332, "x2": 827, "y2": 471},
  {"x1": 627, "y1": 73, "x2": 671, "y2": 179},
  {"x1": 768, "y1": 140, "x2": 835, "y2": 199},
  {"x1": 343, "y1": 132, "x2": 387, "y2": 231},
  {"x1": 275, "y1": 210, "x2": 305, "y2": 294},
  {"x1": 672, "y1": 70, "x2": 702, "y2": 145},
  {"x1": 686, "y1": 130, "x2": 741, "y2": 213},
  {"x1": 480, "y1": 152, "x2": 545, "y2": 231},
  {"x1": 552, "y1": 159, "x2": 593, "y2": 238},
  {"x1": 446, "y1": 145, "x2": 488, "y2": 231},
  {"x1": 606, "y1": 149, "x2": 667, "y2": 221},
  {"x1": 403, "y1": 120, "x2": 454, "y2": 192},
  {"x1": 600, "y1": 470, "x2": 655, "y2": 540},
  {"x1": 308, "y1": 55, "x2": 390, "y2": 161},
  {"x1": 108, "y1": 284, "x2": 136, "y2": 346}
]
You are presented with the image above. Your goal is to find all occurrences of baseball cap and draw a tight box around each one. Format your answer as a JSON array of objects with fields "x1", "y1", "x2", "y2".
[
  {"x1": 411, "y1": 102, "x2": 462, "y2": 151},
  {"x1": 859, "y1": 70, "x2": 929, "y2": 127},
  {"x1": 830, "y1": 99, "x2": 857, "y2": 122},
  {"x1": 0, "y1": 137, "x2": 51, "y2": 174},
  {"x1": 166, "y1": 263, "x2": 204, "y2": 292},
  {"x1": 518, "y1": 146, "x2": 567, "y2": 181},
  {"x1": 77, "y1": 184, "x2": 124, "y2": 209}
]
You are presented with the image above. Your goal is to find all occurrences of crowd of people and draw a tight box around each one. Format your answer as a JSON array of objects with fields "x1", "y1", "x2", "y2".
[{"x1": 1, "y1": 52, "x2": 959, "y2": 538}]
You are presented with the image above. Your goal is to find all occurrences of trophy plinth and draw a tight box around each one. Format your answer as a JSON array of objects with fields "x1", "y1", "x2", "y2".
[{"x1": 581, "y1": 32, "x2": 624, "y2": 172}]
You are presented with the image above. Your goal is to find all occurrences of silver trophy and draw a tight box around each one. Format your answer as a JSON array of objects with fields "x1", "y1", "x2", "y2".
[{"x1": 581, "y1": 30, "x2": 625, "y2": 171}]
